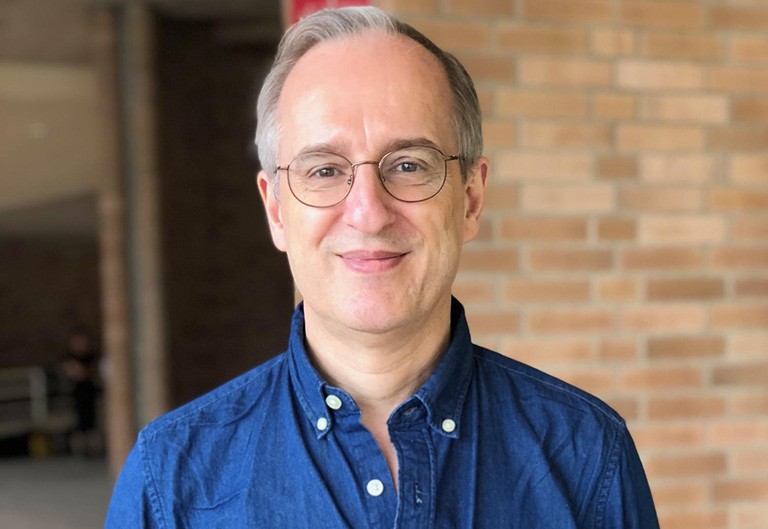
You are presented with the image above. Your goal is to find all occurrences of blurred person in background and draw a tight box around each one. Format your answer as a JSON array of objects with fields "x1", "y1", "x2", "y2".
[{"x1": 62, "y1": 325, "x2": 101, "y2": 457}]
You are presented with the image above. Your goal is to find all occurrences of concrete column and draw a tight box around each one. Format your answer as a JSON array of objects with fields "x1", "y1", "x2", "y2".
[
  {"x1": 122, "y1": 4, "x2": 170, "y2": 427},
  {"x1": 93, "y1": 8, "x2": 136, "y2": 479}
]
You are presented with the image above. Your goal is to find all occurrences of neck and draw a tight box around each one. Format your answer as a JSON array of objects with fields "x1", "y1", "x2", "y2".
[{"x1": 303, "y1": 301, "x2": 451, "y2": 415}]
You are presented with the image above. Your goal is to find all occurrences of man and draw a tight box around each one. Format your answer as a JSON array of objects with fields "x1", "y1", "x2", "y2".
[{"x1": 106, "y1": 7, "x2": 659, "y2": 528}]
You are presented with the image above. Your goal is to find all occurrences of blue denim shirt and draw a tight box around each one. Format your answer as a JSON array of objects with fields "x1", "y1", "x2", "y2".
[{"x1": 106, "y1": 299, "x2": 659, "y2": 528}]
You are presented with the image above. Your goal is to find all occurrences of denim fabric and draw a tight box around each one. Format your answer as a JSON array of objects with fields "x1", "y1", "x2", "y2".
[{"x1": 106, "y1": 299, "x2": 659, "y2": 528}]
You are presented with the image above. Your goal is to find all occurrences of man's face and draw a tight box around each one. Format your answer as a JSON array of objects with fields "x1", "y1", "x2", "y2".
[{"x1": 258, "y1": 31, "x2": 486, "y2": 337}]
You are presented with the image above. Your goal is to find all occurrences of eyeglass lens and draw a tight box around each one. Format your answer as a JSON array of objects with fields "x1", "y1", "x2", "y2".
[{"x1": 286, "y1": 146, "x2": 449, "y2": 207}]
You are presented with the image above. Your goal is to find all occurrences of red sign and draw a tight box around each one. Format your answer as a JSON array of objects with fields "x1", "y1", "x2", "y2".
[{"x1": 284, "y1": 0, "x2": 372, "y2": 26}]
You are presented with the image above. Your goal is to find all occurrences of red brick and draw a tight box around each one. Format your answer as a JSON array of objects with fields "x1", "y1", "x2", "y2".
[
  {"x1": 502, "y1": 339, "x2": 593, "y2": 365},
  {"x1": 528, "y1": 309, "x2": 614, "y2": 333},
  {"x1": 498, "y1": 26, "x2": 588, "y2": 54},
  {"x1": 519, "y1": 57, "x2": 613, "y2": 87},
  {"x1": 591, "y1": 29, "x2": 636, "y2": 57},
  {"x1": 592, "y1": 93, "x2": 636, "y2": 120},
  {"x1": 445, "y1": 0, "x2": 515, "y2": 16},
  {"x1": 729, "y1": 391, "x2": 768, "y2": 415},
  {"x1": 647, "y1": 336, "x2": 725, "y2": 360},
  {"x1": 501, "y1": 217, "x2": 587, "y2": 241},
  {"x1": 548, "y1": 368, "x2": 615, "y2": 395},
  {"x1": 483, "y1": 183, "x2": 518, "y2": 210},
  {"x1": 734, "y1": 448, "x2": 768, "y2": 474},
  {"x1": 620, "y1": 187, "x2": 703, "y2": 212},
  {"x1": 710, "y1": 6, "x2": 768, "y2": 30},
  {"x1": 618, "y1": 124, "x2": 705, "y2": 151},
  {"x1": 621, "y1": 247, "x2": 703, "y2": 270},
  {"x1": 713, "y1": 362, "x2": 768, "y2": 387},
  {"x1": 496, "y1": 89, "x2": 588, "y2": 118},
  {"x1": 597, "y1": 277, "x2": 637, "y2": 301},
  {"x1": 521, "y1": 122, "x2": 612, "y2": 149},
  {"x1": 605, "y1": 397, "x2": 637, "y2": 421},
  {"x1": 709, "y1": 419, "x2": 768, "y2": 446},
  {"x1": 733, "y1": 218, "x2": 768, "y2": 241},
  {"x1": 732, "y1": 98, "x2": 768, "y2": 123},
  {"x1": 621, "y1": 305, "x2": 705, "y2": 332},
  {"x1": 456, "y1": 52, "x2": 516, "y2": 83},
  {"x1": 505, "y1": 279, "x2": 590, "y2": 303},
  {"x1": 523, "y1": 0, "x2": 613, "y2": 24},
  {"x1": 710, "y1": 67, "x2": 768, "y2": 93},
  {"x1": 711, "y1": 247, "x2": 768, "y2": 269},
  {"x1": 648, "y1": 395, "x2": 726, "y2": 420},
  {"x1": 651, "y1": 482, "x2": 708, "y2": 509},
  {"x1": 597, "y1": 155, "x2": 637, "y2": 180},
  {"x1": 452, "y1": 279, "x2": 495, "y2": 304},
  {"x1": 460, "y1": 248, "x2": 519, "y2": 272},
  {"x1": 735, "y1": 277, "x2": 768, "y2": 298},
  {"x1": 598, "y1": 338, "x2": 637, "y2": 361},
  {"x1": 639, "y1": 215, "x2": 725, "y2": 244},
  {"x1": 483, "y1": 120, "x2": 517, "y2": 149},
  {"x1": 714, "y1": 479, "x2": 768, "y2": 502},
  {"x1": 731, "y1": 36, "x2": 768, "y2": 63},
  {"x1": 414, "y1": 20, "x2": 493, "y2": 50},
  {"x1": 465, "y1": 309, "x2": 520, "y2": 335},
  {"x1": 731, "y1": 334, "x2": 768, "y2": 359},
  {"x1": 659, "y1": 510, "x2": 727, "y2": 529},
  {"x1": 646, "y1": 277, "x2": 724, "y2": 301},
  {"x1": 597, "y1": 218, "x2": 636, "y2": 241},
  {"x1": 632, "y1": 424, "x2": 706, "y2": 451},
  {"x1": 618, "y1": 60, "x2": 703, "y2": 90},
  {"x1": 622, "y1": 366, "x2": 703, "y2": 391},
  {"x1": 529, "y1": 248, "x2": 613, "y2": 272},
  {"x1": 621, "y1": 1, "x2": 705, "y2": 29},
  {"x1": 645, "y1": 452, "x2": 726, "y2": 479},
  {"x1": 642, "y1": 33, "x2": 723, "y2": 61},
  {"x1": 495, "y1": 153, "x2": 592, "y2": 181},
  {"x1": 379, "y1": 0, "x2": 439, "y2": 14},
  {"x1": 730, "y1": 154, "x2": 768, "y2": 182},
  {"x1": 640, "y1": 155, "x2": 716, "y2": 184},
  {"x1": 709, "y1": 127, "x2": 768, "y2": 151},
  {"x1": 710, "y1": 188, "x2": 768, "y2": 211},
  {"x1": 643, "y1": 95, "x2": 728, "y2": 124},
  {"x1": 521, "y1": 184, "x2": 614, "y2": 213},
  {"x1": 734, "y1": 505, "x2": 768, "y2": 529},
  {"x1": 711, "y1": 304, "x2": 768, "y2": 329}
]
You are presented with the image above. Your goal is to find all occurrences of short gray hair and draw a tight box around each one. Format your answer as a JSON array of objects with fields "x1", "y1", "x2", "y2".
[{"x1": 254, "y1": 6, "x2": 482, "y2": 181}]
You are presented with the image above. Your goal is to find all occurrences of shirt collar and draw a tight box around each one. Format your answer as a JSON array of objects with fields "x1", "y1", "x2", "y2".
[{"x1": 287, "y1": 297, "x2": 475, "y2": 440}]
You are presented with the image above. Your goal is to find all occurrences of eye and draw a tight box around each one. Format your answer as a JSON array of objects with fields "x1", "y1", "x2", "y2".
[
  {"x1": 394, "y1": 161, "x2": 422, "y2": 173},
  {"x1": 313, "y1": 166, "x2": 341, "y2": 178}
]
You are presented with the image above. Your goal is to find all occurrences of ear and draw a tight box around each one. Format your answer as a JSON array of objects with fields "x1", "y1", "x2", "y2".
[
  {"x1": 462, "y1": 156, "x2": 488, "y2": 243},
  {"x1": 257, "y1": 170, "x2": 287, "y2": 252}
]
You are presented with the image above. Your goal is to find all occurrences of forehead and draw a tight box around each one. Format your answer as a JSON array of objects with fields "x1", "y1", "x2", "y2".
[{"x1": 277, "y1": 31, "x2": 455, "y2": 156}]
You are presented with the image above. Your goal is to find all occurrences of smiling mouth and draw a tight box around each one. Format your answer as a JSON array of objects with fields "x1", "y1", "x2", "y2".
[{"x1": 337, "y1": 250, "x2": 408, "y2": 272}]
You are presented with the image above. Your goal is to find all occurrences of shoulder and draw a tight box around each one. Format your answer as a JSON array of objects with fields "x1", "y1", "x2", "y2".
[
  {"x1": 140, "y1": 352, "x2": 289, "y2": 442},
  {"x1": 472, "y1": 345, "x2": 625, "y2": 429}
]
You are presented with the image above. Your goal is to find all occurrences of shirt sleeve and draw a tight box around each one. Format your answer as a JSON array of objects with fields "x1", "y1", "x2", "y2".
[
  {"x1": 105, "y1": 438, "x2": 162, "y2": 529},
  {"x1": 598, "y1": 425, "x2": 660, "y2": 529}
]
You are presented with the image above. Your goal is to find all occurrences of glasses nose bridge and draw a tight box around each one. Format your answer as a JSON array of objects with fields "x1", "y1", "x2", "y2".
[{"x1": 349, "y1": 159, "x2": 383, "y2": 181}]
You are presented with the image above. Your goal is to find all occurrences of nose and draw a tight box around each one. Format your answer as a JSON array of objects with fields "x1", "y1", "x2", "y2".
[{"x1": 342, "y1": 162, "x2": 396, "y2": 234}]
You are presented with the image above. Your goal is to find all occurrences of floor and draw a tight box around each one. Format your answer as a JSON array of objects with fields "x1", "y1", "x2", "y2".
[{"x1": 0, "y1": 457, "x2": 112, "y2": 529}]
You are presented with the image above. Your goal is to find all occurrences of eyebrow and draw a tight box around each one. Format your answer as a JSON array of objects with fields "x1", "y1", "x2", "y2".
[{"x1": 294, "y1": 137, "x2": 447, "y2": 158}]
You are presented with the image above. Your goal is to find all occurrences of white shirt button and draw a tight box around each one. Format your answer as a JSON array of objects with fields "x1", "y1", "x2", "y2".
[
  {"x1": 316, "y1": 417, "x2": 328, "y2": 431},
  {"x1": 366, "y1": 479, "x2": 384, "y2": 497},
  {"x1": 441, "y1": 418, "x2": 456, "y2": 433},
  {"x1": 325, "y1": 394, "x2": 342, "y2": 410}
]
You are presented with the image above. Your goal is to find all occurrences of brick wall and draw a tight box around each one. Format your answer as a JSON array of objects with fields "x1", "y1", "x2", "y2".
[{"x1": 382, "y1": 1, "x2": 768, "y2": 527}]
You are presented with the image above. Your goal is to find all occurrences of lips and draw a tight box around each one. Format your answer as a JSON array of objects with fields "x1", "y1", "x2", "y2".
[{"x1": 337, "y1": 249, "x2": 408, "y2": 273}]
